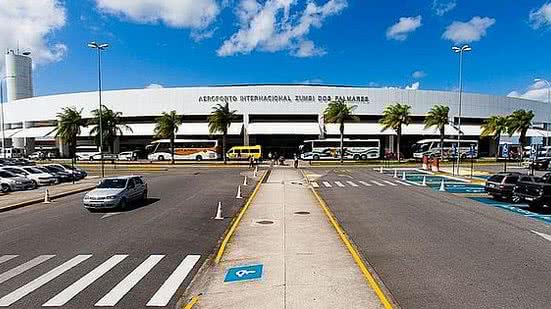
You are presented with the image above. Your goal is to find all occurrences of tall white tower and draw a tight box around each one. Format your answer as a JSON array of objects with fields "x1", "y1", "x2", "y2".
[{"x1": 5, "y1": 50, "x2": 33, "y2": 101}]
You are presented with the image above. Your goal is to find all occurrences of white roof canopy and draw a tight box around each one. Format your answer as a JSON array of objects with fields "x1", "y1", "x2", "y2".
[
  {"x1": 77, "y1": 123, "x2": 243, "y2": 137},
  {"x1": 11, "y1": 127, "x2": 56, "y2": 139},
  {"x1": 247, "y1": 122, "x2": 321, "y2": 135}
]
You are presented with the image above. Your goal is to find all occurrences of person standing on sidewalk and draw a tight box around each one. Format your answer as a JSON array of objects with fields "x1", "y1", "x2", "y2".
[
  {"x1": 293, "y1": 154, "x2": 299, "y2": 169},
  {"x1": 248, "y1": 156, "x2": 255, "y2": 168}
]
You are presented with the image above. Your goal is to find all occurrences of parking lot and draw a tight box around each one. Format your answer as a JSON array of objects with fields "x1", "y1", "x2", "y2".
[{"x1": 305, "y1": 166, "x2": 551, "y2": 309}]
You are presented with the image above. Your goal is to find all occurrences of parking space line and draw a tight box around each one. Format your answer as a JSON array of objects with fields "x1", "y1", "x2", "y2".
[
  {"x1": 346, "y1": 181, "x2": 359, "y2": 187},
  {"x1": 311, "y1": 182, "x2": 319, "y2": 188},
  {"x1": 382, "y1": 181, "x2": 397, "y2": 187},
  {"x1": 359, "y1": 181, "x2": 372, "y2": 187},
  {"x1": 0, "y1": 255, "x2": 18, "y2": 265},
  {"x1": 0, "y1": 255, "x2": 55, "y2": 285},
  {"x1": 394, "y1": 180, "x2": 411, "y2": 186},
  {"x1": 322, "y1": 181, "x2": 332, "y2": 188},
  {"x1": 335, "y1": 181, "x2": 345, "y2": 187},
  {"x1": 370, "y1": 180, "x2": 385, "y2": 187}
]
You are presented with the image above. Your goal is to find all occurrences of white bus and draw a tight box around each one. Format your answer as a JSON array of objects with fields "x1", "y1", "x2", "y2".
[
  {"x1": 146, "y1": 139, "x2": 219, "y2": 161},
  {"x1": 412, "y1": 139, "x2": 479, "y2": 159},
  {"x1": 75, "y1": 146, "x2": 100, "y2": 161},
  {"x1": 299, "y1": 139, "x2": 381, "y2": 160}
]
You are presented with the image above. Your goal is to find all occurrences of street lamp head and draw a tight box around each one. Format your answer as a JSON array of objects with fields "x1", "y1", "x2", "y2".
[
  {"x1": 462, "y1": 45, "x2": 472, "y2": 52},
  {"x1": 98, "y1": 44, "x2": 109, "y2": 49},
  {"x1": 452, "y1": 46, "x2": 461, "y2": 53},
  {"x1": 88, "y1": 42, "x2": 98, "y2": 49}
]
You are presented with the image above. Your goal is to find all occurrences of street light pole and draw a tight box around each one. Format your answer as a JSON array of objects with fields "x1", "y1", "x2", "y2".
[
  {"x1": 0, "y1": 75, "x2": 15, "y2": 159},
  {"x1": 88, "y1": 42, "x2": 109, "y2": 178},
  {"x1": 534, "y1": 78, "x2": 551, "y2": 145},
  {"x1": 452, "y1": 44, "x2": 472, "y2": 176}
]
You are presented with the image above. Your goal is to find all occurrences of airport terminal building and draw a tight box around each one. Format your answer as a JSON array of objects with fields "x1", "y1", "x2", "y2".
[{"x1": 1, "y1": 52, "x2": 550, "y2": 158}]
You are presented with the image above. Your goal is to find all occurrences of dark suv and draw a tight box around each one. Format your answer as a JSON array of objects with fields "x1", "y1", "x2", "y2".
[{"x1": 484, "y1": 172, "x2": 523, "y2": 202}]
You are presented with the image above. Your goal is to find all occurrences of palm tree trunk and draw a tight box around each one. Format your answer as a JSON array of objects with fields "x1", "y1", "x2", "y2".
[
  {"x1": 223, "y1": 131, "x2": 227, "y2": 164},
  {"x1": 170, "y1": 135, "x2": 175, "y2": 165},
  {"x1": 397, "y1": 125, "x2": 402, "y2": 163},
  {"x1": 495, "y1": 133, "x2": 500, "y2": 161},
  {"x1": 340, "y1": 121, "x2": 344, "y2": 164},
  {"x1": 440, "y1": 125, "x2": 445, "y2": 159}
]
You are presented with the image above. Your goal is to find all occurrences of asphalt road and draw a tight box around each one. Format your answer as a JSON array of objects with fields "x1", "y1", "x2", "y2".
[
  {"x1": 308, "y1": 167, "x2": 551, "y2": 309},
  {"x1": 0, "y1": 168, "x2": 254, "y2": 308}
]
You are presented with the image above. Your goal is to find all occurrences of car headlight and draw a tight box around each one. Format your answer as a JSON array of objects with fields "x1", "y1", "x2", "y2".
[
  {"x1": 106, "y1": 195, "x2": 118, "y2": 200},
  {"x1": 15, "y1": 181, "x2": 23, "y2": 184},
  {"x1": 84, "y1": 195, "x2": 91, "y2": 200}
]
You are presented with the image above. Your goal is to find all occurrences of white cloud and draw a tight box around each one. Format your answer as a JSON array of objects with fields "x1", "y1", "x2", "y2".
[
  {"x1": 442, "y1": 16, "x2": 495, "y2": 43},
  {"x1": 300, "y1": 78, "x2": 323, "y2": 84},
  {"x1": 217, "y1": 0, "x2": 347, "y2": 57},
  {"x1": 412, "y1": 70, "x2": 426, "y2": 79},
  {"x1": 529, "y1": 2, "x2": 551, "y2": 29},
  {"x1": 508, "y1": 80, "x2": 550, "y2": 102},
  {"x1": 95, "y1": 0, "x2": 220, "y2": 29},
  {"x1": 0, "y1": 0, "x2": 67, "y2": 73},
  {"x1": 406, "y1": 81, "x2": 420, "y2": 90},
  {"x1": 145, "y1": 83, "x2": 164, "y2": 89},
  {"x1": 432, "y1": 0, "x2": 456, "y2": 16},
  {"x1": 386, "y1": 16, "x2": 422, "y2": 41}
]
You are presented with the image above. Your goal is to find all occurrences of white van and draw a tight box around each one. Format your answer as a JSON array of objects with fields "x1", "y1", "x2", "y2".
[{"x1": 75, "y1": 146, "x2": 101, "y2": 161}]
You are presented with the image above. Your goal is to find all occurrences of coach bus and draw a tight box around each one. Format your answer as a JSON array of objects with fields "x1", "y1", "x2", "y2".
[
  {"x1": 146, "y1": 139, "x2": 219, "y2": 161},
  {"x1": 299, "y1": 139, "x2": 380, "y2": 160},
  {"x1": 412, "y1": 139, "x2": 479, "y2": 159}
]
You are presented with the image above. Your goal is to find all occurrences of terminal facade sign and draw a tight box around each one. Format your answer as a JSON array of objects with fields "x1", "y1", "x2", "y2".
[{"x1": 197, "y1": 94, "x2": 370, "y2": 104}]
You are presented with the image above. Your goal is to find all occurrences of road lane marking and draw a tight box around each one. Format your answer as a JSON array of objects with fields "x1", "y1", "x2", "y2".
[
  {"x1": 101, "y1": 213, "x2": 122, "y2": 219},
  {"x1": 146, "y1": 255, "x2": 201, "y2": 307},
  {"x1": 346, "y1": 181, "x2": 358, "y2": 187},
  {"x1": 394, "y1": 180, "x2": 411, "y2": 186},
  {"x1": 382, "y1": 181, "x2": 397, "y2": 186},
  {"x1": 0, "y1": 255, "x2": 18, "y2": 265},
  {"x1": 359, "y1": 181, "x2": 372, "y2": 187},
  {"x1": 311, "y1": 182, "x2": 319, "y2": 188},
  {"x1": 322, "y1": 181, "x2": 332, "y2": 188},
  {"x1": 42, "y1": 255, "x2": 128, "y2": 307},
  {"x1": 0, "y1": 255, "x2": 91, "y2": 307},
  {"x1": 370, "y1": 180, "x2": 385, "y2": 187},
  {"x1": 0, "y1": 255, "x2": 55, "y2": 285},
  {"x1": 335, "y1": 181, "x2": 345, "y2": 187},
  {"x1": 532, "y1": 230, "x2": 551, "y2": 242},
  {"x1": 95, "y1": 255, "x2": 164, "y2": 307}
]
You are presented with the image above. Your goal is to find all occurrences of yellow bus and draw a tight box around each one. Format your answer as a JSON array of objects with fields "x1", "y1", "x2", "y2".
[{"x1": 226, "y1": 145, "x2": 262, "y2": 160}]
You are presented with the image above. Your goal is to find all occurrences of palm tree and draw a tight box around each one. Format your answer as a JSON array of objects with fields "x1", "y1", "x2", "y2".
[
  {"x1": 507, "y1": 109, "x2": 535, "y2": 160},
  {"x1": 208, "y1": 102, "x2": 237, "y2": 164},
  {"x1": 481, "y1": 115, "x2": 509, "y2": 160},
  {"x1": 154, "y1": 111, "x2": 182, "y2": 164},
  {"x1": 90, "y1": 106, "x2": 132, "y2": 153},
  {"x1": 424, "y1": 105, "x2": 450, "y2": 159},
  {"x1": 55, "y1": 107, "x2": 85, "y2": 164},
  {"x1": 323, "y1": 100, "x2": 359, "y2": 163},
  {"x1": 380, "y1": 103, "x2": 412, "y2": 162}
]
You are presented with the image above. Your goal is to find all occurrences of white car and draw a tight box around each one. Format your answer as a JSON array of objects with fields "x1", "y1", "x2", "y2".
[
  {"x1": 0, "y1": 170, "x2": 35, "y2": 192},
  {"x1": 118, "y1": 151, "x2": 138, "y2": 161},
  {"x1": 0, "y1": 166, "x2": 56, "y2": 186}
]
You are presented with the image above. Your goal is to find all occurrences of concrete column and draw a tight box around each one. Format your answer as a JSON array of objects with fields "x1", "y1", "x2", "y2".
[
  {"x1": 56, "y1": 138, "x2": 69, "y2": 158},
  {"x1": 318, "y1": 114, "x2": 325, "y2": 139},
  {"x1": 243, "y1": 114, "x2": 250, "y2": 146},
  {"x1": 114, "y1": 136, "x2": 120, "y2": 153}
]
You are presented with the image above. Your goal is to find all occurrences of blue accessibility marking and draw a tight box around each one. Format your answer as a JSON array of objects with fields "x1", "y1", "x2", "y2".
[
  {"x1": 469, "y1": 197, "x2": 551, "y2": 224},
  {"x1": 224, "y1": 264, "x2": 263, "y2": 283}
]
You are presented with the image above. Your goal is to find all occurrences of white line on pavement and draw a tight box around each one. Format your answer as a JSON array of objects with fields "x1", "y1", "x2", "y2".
[
  {"x1": 0, "y1": 255, "x2": 18, "y2": 265},
  {"x1": 42, "y1": 255, "x2": 128, "y2": 307},
  {"x1": 101, "y1": 213, "x2": 122, "y2": 219},
  {"x1": 358, "y1": 181, "x2": 372, "y2": 187},
  {"x1": 335, "y1": 181, "x2": 345, "y2": 187},
  {"x1": 146, "y1": 255, "x2": 201, "y2": 307},
  {"x1": 382, "y1": 180, "x2": 398, "y2": 186},
  {"x1": 346, "y1": 181, "x2": 359, "y2": 187},
  {"x1": 311, "y1": 182, "x2": 319, "y2": 188},
  {"x1": 532, "y1": 230, "x2": 551, "y2": 242},
  {"x1": 0, "y1": 255, "x2": 55, "y2": 285},
  {"x1": 94, "y1": 255, "x2": 164, "y2": 307},
  {"x1": 394, "y1": 180, "x2": 411, "y2": 186},
  {"x1": 322, "y1": 181, "x2": 332, "y2": 188},
  {"x1": 370, "y1": 180, "x2": 385, "y2": 187},
  {"x1": 0, "y1": 255, "x2": 91, "y2": 307}
]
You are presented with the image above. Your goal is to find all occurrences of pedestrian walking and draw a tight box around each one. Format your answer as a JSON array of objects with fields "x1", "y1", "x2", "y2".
[
  {"x1": 293, "y1": 154, "x2": 299, "y2": 169},
  {"x1": 248, "y1": 156, "x2": 255, "y2": 168}
]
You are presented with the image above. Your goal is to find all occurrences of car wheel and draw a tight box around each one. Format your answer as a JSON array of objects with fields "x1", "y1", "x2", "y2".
[
  {"x1": 1, "y1": 184, "x2": 10, "y2": 193},
  {"x1": 196, "y1": 155, "x2": 203, "y2": 161},
  {"x1": 313, "y1": 154, "x2": 320, "y2": 160},
  {"x1": 142, "y1": 190, "x2": 148, "y2": 201},
  {"x1": 158, "y1": 155, "x2": 165, "y2": 161},
  {"x1": 118, "y1": 198, "x2": 128, "y2": 210},
  {"x1": 31, "y1": 180, "x2": 38, "y2": 189}
]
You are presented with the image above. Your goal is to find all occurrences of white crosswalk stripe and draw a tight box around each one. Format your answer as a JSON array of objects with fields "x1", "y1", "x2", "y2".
[
  {"x1": 0, "y1": 255, "x2": 91, "y2": 307},
  {"x1": 322, "y1": 181, "x2": 332, "y2": 187},
  {"x1": 95, "y1": 255, "x2": 164, "y2": 307},
  {"x1": 370, "y1": 180, "x2": 385, "y2": 187},
  {"x1": 0, "y1": 255, "x2": 18, "y2": 265},
  {"x1": 311, "y1": 182, "x2": 319, "y2": 188},
  {"x1": 358, "y1": 181, "x2": 372, "y2": 187},
  {"x1": 383, "y1": 180, "x2": 398, "y2": 186},
  {"x1": 334, "y1": 181, "x2": 345, "y2": 187},
  {"x1": 42, "y1": 255, "x2": 128, "y2": 307},
  {"x1": 394, "y1": 180, "x2": 412, "y2": 186},
  {"x1": 0, "y1": 255, "x2": 55, "y2": 285},
  {"x1": 146, "y1": 255, "x2": 201, "y2": 307},
  {"x1": 346, "y1": 181, "x2": 358, "y2": 187}
]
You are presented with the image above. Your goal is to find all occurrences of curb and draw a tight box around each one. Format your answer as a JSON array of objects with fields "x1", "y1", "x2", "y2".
[
  {"x1": 0, "y1": 185, "x2": 96, "y2": 213},
  {"x1": 301, "y1": 169, "x2": 397, "y2": 309}
]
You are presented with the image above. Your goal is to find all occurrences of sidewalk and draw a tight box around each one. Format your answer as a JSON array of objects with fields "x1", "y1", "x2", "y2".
[
  {"x1": 0, "y1": 177, "x2": 99, "y2": 212},
  {"x1": 185, "y1": 168, "x2": 384, "y2": 309}
]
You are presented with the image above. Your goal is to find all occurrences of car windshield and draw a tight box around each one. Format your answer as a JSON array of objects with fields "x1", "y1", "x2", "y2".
[
  {"x1": 97, "y1": 179, "x2": 128, "y2": 189},
  {"x1": 23, "y1": 167, "x2": 43, "y2": 174},
  {"x1": 0, "y1": 171, "x2": 17, "y2": 178},
  {"x1": 488, "y1": 175, "x2": 505, "y2": 183},
  {"x1": 45, "y1": 166, "x2": 63, "y2": 172}
]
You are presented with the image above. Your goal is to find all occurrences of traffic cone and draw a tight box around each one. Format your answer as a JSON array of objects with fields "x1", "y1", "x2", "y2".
[
  {"x1": 43, "y1": 189, "x2": 51, "y2": 204},
  {"x1": 402, "y1": 172, "x2": 407, "y2": 181},
  {"x1": 379, "y1": 166, "x2": 384, "y2": 173},
  {"x1": 422, "y1": 176, "x2": 427, "y2": 186},
  {"x1": 243, "y1": 176, "x2": 248, "y2": 186},
  {"x1": 214, "y1": 202, "x2": 224, "y2": 220},
  {"x1": 236, "y1": 185, "x2": 243, "y2": 199},
  {"x1": 439, "y1": 179, "x2": 446, "y2": 192},
  {"x1": 393, "y1": 169, "x2": 398, "y2": 178}
]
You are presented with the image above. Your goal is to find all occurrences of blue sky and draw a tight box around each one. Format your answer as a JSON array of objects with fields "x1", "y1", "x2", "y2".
[{"x1": 2, "y1": 1, "x2": 550, "y2": 101}]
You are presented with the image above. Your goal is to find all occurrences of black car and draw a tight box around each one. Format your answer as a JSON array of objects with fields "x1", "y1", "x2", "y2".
[
  {"x1": 484, "y1": 172, "x2": 524, "y2": 202},
  {"x1": 513, "y1": 173, "x2": 551, "y2": 211},
  {"x1": 529, "y1": 158, "x2": 550, "y2": 171},
  {"x1": 37, "y1": 166, "x2": 74, "y2": 183}
]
